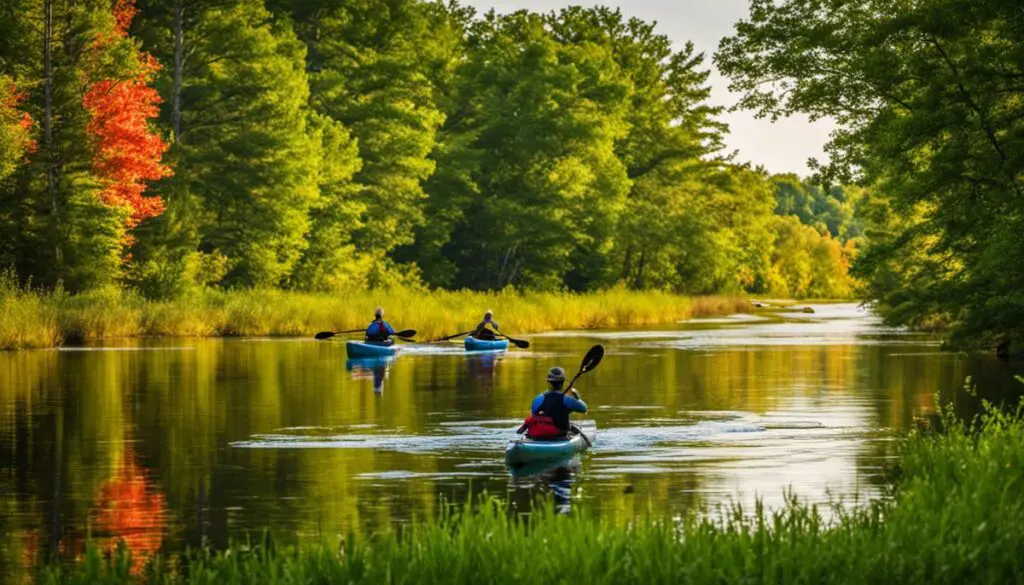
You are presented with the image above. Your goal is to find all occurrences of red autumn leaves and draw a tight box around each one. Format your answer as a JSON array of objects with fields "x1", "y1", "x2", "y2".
[{"x1": 83, "y1": 0, "x2": 171, "y2": 230}]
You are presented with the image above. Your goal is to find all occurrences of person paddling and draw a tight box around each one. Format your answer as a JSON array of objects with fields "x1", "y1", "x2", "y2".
[
  {"x1": 365, "y1": 307, "x2": 396, "y2": 345},
  {"x1": 473, "y1": 310, "x2": 500, "y2": 341},
  {"x1": 516, "y1": 367, "x2": 588, "y2": 440}
]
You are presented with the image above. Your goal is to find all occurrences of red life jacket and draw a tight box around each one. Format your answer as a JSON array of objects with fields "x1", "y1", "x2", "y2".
[
  {"x1": 522, "y1": 392, "x2": 571, "y2": 440},
  {"x1": 522, "y1": 414, "x2": 562, "y2": 440}
]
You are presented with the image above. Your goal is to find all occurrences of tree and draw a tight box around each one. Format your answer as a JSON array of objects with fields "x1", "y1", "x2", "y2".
[
  {"x1": 717, "y1": 0, "x2": 1024, "y2": 348},
  {"x1": 132, "y1": 0, "x2": 322, "y2": 289},
  {"x1": 438, "y1": 10, "x2": 631, "y2": 290},
  {"x1": 0, "y1": 79, "x2": 34, "y2": 182},
  {"x1": 83, "y1": 0, "x2": 172, "y2": 238}
]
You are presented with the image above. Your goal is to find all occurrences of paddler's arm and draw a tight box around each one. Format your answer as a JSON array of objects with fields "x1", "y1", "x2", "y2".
[{"x1": 563, "y1": 393, "x2": 587, "y2": 414}]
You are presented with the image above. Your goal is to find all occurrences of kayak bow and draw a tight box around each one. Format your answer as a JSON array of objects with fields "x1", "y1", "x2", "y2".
[
  {"x1": 346, "y1": 340, "x2": 398, "y2": 358},
  {"x1": 465, "y1": 336, "x2": 510, "y2": 352}
]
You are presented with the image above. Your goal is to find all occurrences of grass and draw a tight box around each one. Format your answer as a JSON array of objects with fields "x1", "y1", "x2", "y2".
[
  {"x1": 34, "y1": 387, "x2": 1024, "y2": 584},
  {"x1": 0, "y1": 281, "x2": 750, "y2": 350}
]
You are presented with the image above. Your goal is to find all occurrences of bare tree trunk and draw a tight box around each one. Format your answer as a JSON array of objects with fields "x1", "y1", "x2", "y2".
[
  {"x1": 621, "y1": 244, "x2": 633, "y2": 282},
  {"x1": 172, "y1": 0, "x2": 184, "y2": 142},
  {"x1": 43, "y1": 0, "x2": 61, "y2": 267},
  {"x1": 634, "y1": 249, "x2": 646, "y2": 289}
]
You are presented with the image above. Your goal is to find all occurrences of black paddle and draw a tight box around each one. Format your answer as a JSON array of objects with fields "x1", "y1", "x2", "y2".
[
  {"x1": 314, "y1": 329, "x2": 364, "y2": 340},
  {"x1": 563, "y1": 344, "x2": 604, "y2": 393},
  {"x1": 315, "y1": 329, "x2": 416, "y2": 341},
  {"x1": 563, "y1": 344, "x2": 603, "y2": 447},
  {"x1": 497, "y1": 333, "x2": 530, "y2": 349},
  {"x1": 432, "y1": 330, "x2": 474, "y2": 342}
]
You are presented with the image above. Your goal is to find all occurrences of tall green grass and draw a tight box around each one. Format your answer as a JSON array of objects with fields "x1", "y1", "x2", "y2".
[
  {"x1": 0, "y1": 271, "x2": 61, "y2": 350},
  {"x1": 36, "y1": 391, "x2": 1024, "y2": 584},
  {"x1": 0, "y1": 285, "x2": 749, "y2": 350}
]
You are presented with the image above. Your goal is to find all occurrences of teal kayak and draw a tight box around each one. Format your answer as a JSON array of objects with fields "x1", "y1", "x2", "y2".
[
  {"x1": 346, "y1": 340, "x2": 398, "y2": 358},
  {"x1": 504, "y1": 427, "x2": 593, "y2": 467},
  {"x1": 465, "y1": 336, "x2": 509, "y2": 351}
]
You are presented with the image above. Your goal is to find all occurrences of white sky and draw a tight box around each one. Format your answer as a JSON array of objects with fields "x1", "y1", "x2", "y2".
[{"x1": 461, "y1": 0, "x2": 834, "y2": 176}]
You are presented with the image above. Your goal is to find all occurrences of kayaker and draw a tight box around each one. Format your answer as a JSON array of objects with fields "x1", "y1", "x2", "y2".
[
  {"x1": 473, "y1": 310, "x2": 500, "y2": 340},
  {"x1": 365, "y1": 307, "x2": 396, "y2": 345},
  {"x1": 516, "y1": 367, "x2": 588, "y2": 440}
]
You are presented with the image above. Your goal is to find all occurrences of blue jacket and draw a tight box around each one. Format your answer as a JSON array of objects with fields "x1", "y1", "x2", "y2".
[
  {"x1": 531, "y1": 391, "x2": 588, "y2": 416},
  {"x1": 365, "y1": 319, "x2": 395, "y2": 341}
]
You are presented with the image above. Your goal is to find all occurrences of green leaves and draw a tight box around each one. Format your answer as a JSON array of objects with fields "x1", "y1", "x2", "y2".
[{"x1": 719, "y1": 0, "x2": 1024, "y2": 348}]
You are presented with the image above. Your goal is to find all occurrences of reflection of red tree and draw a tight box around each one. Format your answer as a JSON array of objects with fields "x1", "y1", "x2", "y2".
[{"x1": 93, "y1": 452, "x2": 167, "y2": 571}]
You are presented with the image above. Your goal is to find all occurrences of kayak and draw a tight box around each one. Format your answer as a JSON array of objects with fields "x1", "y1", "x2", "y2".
[
  {"x1": 346, "y1": 340, "x2": 398, "y2": 358},
  {"x1": 504, "y1": 426, "x2": 594, "y2": 467},
  {"x1": 465, "y1": 336, "x2": 510, "y2": 351},
  {"x1": 507, "y1": 456, "x2": 580, "y2": 479}
]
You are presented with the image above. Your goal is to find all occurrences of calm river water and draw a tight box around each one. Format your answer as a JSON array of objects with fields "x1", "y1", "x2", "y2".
[{"x1": 1, "y1": 303, "x2": 1022, "y2": 574}]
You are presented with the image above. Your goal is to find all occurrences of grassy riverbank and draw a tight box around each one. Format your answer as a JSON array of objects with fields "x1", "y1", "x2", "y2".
[
  {"x1": 0, "y1": 277, "x2": 749, "y2": 350},
  {"x1": 35, "y1": 391, "x2": 1024, "y2": 584}
]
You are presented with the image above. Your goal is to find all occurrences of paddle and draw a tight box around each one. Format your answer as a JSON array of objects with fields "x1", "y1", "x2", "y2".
[
  {"x1": 563, "y1": 344, "x2": 604, "y2": 393},
  {"x1": 570, "y1": 423, "x2": 593, "y2": 448},
  {"x1": 563, "y1": 344, "x2": 603, "y2": 447},
  {"x1": 314, "y1": 329, "x2": 364, "y2": 340},
  {"x1": 432, "y1": 330, "x2": 474, "y2": 342},
  {"x1": 497, "y1": 333, "x2": 530, "y2": 349},
  {"x1": 315, "y1": 328, "x2": 416, "y2": 341}
]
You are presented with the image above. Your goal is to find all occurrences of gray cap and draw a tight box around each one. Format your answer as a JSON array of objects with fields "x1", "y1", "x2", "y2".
[{"x1": 546, "y1": 366, "x2": 566, "y2": 383}]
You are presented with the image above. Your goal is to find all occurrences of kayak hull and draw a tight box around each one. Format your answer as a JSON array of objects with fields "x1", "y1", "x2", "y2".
[
  {"x1": 465, "y1": 336, "x2": 509, "y2": 351},
  {"x1": 346, "y1": 340, "x2": 397, "y2": 358},
  {"x1": 504, "y1": 428, "x2": 593, "y2": 467}
]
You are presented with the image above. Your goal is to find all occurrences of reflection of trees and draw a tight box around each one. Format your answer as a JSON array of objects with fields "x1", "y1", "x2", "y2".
[
  {"x1": 93, "y1": 451, "x2": 167, "y2": 572},
  {"x1": 3, "y1": 330, "x2": 1023, "y2": 571}
]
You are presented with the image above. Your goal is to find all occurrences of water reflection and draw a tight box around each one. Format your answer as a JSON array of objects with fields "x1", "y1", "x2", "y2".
[
  {"x1": 346, "y1": 357, "x2": 394, "y2": 394},
  {"x1": 1, "y1": 304, "x2": 1023, "y2": 578},
  {"x1": 509, "y1": 457, "x2": 579, "y2": 514}
]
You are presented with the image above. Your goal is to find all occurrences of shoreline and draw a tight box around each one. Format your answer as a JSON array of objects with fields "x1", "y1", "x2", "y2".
[{"x1": 1, "y1": 287, "x2": 752, "y2": 351}]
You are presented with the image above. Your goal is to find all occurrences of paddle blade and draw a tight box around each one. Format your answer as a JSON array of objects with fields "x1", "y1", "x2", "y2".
[
  {"x1": 579, "y1": 344, "x2": 604, "y2": 373},
  {"x1": 314, "y1": 331, "x2": 336, "y2": 340},
  {"x1": 395, "y1": 329, "x2": 416, "y2": 338},
  {"x1": 509, "y1": 338, "x2": 530, "y2": 349}
]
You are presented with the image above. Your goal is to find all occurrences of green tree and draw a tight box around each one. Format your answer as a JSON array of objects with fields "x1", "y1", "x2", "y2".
[
  {"x1": 438, "y1": 10, "x2": 631, "y2": 290},
  {"x1": 132, "y1": 0, "x2": 322, "y2": 289},
  {"x1": 717, "y1": 0, "x2": 1024, "y2": 348},
  {"x1": 0, "y1": 0, "x2": 158, "y2": 290}
]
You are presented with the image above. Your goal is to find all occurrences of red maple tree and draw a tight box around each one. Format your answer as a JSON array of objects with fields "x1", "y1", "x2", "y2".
[
  {"x1": 82, "y1": 0, "x2": 171, "y2": 231},
  {"x1": 2, "y1": 83, "x2": 36, "y2": 158}
]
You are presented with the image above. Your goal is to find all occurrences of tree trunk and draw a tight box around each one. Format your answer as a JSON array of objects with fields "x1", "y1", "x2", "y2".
[
  {"x1": 634, "y1": 249, "x2": 646, "y2": 289},
  {"x1": 172, "y1": 0, "x2": 184, "y2": 142},
  {"x1": 43, "y1": 0, "x2": 61, "y2": 267},
  {"x1": 621, "y1": 244, "x2": 633, "y2": 282}
]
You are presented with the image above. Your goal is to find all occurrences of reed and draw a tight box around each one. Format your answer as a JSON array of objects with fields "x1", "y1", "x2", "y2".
[
  {"x1": 0, "y1": 286, "x2": 750, "y2": 350},
  {"x1": 34, "y1": 391, "x2": 1024, "y2": 584}
]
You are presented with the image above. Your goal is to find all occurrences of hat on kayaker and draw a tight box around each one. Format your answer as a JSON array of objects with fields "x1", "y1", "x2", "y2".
[
  {"x1": 546, "y1": 366, "x2": 566, "y2": 383},
  {"x1": 484, "y1": 310, "x2": 493, "y2": 320},
  {"x1": 374, "y1": 307, "x2": 384, "y2": 318}
]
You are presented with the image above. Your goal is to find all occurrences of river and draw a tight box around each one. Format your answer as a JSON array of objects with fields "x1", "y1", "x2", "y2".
[{"x1": 1, "y1": 303, "x2": 1021, "y2": 572}]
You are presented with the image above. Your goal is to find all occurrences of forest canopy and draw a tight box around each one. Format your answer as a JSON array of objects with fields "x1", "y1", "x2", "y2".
[
  {"x1": 1, "y1": 0, "x2": 857, "y2": 301},
  {"x1": 717, "y1": 0, "x2": 1024, "y2": 350}
]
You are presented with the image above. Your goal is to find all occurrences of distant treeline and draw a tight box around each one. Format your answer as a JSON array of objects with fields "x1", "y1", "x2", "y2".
[{"x1": 0, "y1": 0, "x2": 858, "y2": 299}]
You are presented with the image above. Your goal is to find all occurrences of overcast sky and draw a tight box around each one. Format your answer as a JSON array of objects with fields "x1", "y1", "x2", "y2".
[{"x1": 460, "y1": 0, "x2": 834, "y2": 176}]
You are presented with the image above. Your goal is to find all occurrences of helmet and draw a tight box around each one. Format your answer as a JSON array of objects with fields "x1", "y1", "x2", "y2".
[
  {"x1": 374, "y1": 307, "x2": 384, "y2": 318},
  {"x1": 546, "y1": 366, "x2": 566, "y2": 383},
  {"x1": 484, "y1": 310, "x2": 493, "y2": 320}
]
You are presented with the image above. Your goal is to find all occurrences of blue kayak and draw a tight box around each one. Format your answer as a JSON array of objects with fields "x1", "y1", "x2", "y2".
[
  {"x1": 464, "y1": 336, "x2": 510, "y2": 351},
  {"x1": 504, "y1": 426, "x2": 594, "y2": 467},
  {"x1": 346, "y1": 340, "x2": 398, "y2": 358}
]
